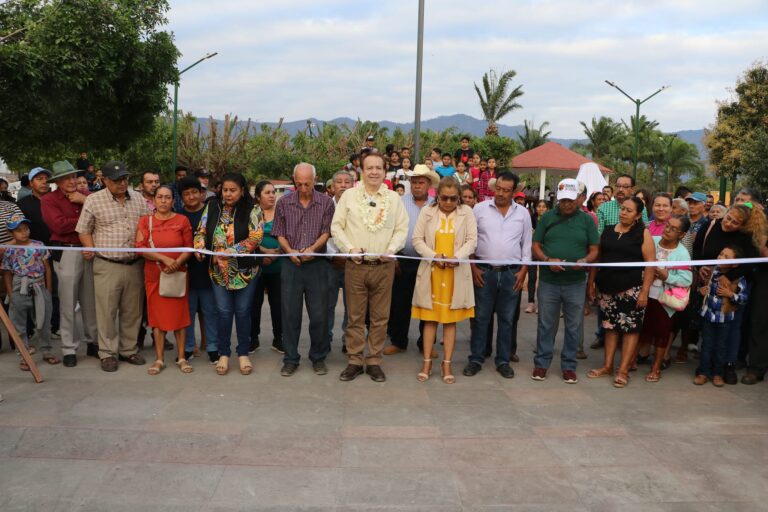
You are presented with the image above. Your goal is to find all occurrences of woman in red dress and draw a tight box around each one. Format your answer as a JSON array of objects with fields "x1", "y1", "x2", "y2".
[{"x1": 136, "y1": 185, "x2": 193, "y2": 375}]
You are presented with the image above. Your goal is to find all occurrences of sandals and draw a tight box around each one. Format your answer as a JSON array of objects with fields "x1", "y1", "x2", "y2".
[
  {"x1": 238, "y1": 356, "x2": 253, "y2": 376},
  {"x1": 215, "y1": 355, "x2": 229, "y2": 375},
  {"x1": 587, "y1": 367, "x2": 613, "y2": 379},
  {"x1": 42, "y1": 354, "x2": 60, "y2": 365},
  {"x1": 441, "y1": 360, "x2": 455, "y2": 384},
  {"x1": 645, "y1": 370, "x2": 661, "y2": 383},
  {"x1": 177, "y1": 358, "x2": 194, "y2": 374},
  {"x1": 416, "y1": 359, "x2": 432, "y2": 382},
  {"x1": 19, "y1": 360, "x2": 30, "y2": 371},
  {"x1": 147, "y1": 360, "x2": 166, "y2": 376},
  {"x1": 613, "y1": 372, "x2": 629, "y2": 388}
]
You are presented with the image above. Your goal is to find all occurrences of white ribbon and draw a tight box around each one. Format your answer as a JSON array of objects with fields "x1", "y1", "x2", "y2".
[{"x1": 2, "y1": 244, "x2": 767, "y2": 268}]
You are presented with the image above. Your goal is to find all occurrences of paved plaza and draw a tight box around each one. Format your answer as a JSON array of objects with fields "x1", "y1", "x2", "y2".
[{"x1": 1, "y1": 303, "x2": 768, "y2": 511}]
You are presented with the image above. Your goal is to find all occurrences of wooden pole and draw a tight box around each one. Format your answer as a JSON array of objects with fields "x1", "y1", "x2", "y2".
[{"x1": 0, "y1": 303, "x2": 43, "y2": 383}]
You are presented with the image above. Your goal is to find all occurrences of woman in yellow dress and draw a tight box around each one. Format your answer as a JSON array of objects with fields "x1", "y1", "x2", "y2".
[{"x1": 412, "y1": 177, "x2": 478, "y2": 383}]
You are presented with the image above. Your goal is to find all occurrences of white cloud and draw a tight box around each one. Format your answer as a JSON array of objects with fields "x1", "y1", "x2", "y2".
[{"x1": 166, "y1": 0, "x2": 768, "y2": 137}]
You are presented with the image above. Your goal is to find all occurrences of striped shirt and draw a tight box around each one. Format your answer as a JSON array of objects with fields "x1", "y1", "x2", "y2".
[
  {"x1": 0, "y1": 201, "x2": 23, "y2": 245},
  {"x1": 76, "y1": 188, "x2": 151, "y2": 261},
  {"x1": 271, "y1": 190, "x2": 334, "y2": 252}
]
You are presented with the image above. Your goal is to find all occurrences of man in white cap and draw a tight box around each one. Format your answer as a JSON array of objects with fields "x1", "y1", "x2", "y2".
[
  {"x1": 384, "y1": 164, "x2": 439, "y2": 356},
  {"x1": 530, "y1": 179, "x2": 599, "y2": 383}
]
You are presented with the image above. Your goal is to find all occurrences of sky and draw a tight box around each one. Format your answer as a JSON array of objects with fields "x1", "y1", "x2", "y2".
[{"x1": 165, "y1": 0, "x2": 768, "y2": 138}]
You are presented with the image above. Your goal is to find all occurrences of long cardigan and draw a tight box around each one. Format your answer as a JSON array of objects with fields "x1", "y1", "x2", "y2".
[{"x1": 411, "y1": 204, "x2": 478, "y2": 310}]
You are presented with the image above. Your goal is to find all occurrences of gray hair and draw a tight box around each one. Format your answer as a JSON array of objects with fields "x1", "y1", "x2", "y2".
[
  {"x1": 332, "y1": 170, "x2": 353, "y2": 182},
  {"x1": 293, "y1": 162, "x2": 316, "y2": 179},
  {"x1": 672, "y1": 198, "x2": 689, "y2": 213}
]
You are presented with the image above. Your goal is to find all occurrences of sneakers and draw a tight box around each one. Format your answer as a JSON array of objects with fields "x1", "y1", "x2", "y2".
[
  {"x1": 249, "y1": 338, "x2": 260, "y2": 353},
  {"x1": 496, "y1": 364, "x2": 515, "y2": 379},
  {"x1": 312, "y1": 360, "x2": 328, "y2": 375},
  {"x1": 272, "y1": 340, "x2": 285, "y2": 354},
  {"x1": 280, "y1": 363, "x2": 298, "y2": 377},
  {"x1": 531, "y1": 367, "x2": 547, "y2": 381},
  {"x1": 562, "y1": 370, "x2": 579, "y2": 384},
  {"x1": 207, "y1": 351, "x2": 219, "y2": 365}
]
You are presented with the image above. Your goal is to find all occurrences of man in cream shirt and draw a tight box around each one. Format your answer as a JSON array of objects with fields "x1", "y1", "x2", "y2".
[{"x1": 331, "y1": 151, "x2": 409, "y2": 382}]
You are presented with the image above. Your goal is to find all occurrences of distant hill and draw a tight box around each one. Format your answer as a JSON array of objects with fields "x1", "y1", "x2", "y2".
[{"x1": 194, "y1": 113, "x2": 707, "y2": 160}]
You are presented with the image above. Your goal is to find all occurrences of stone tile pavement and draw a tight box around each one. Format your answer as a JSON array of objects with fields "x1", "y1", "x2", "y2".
[{"x1": 1, "y1": 303, "x2": 768, "y2": 511}]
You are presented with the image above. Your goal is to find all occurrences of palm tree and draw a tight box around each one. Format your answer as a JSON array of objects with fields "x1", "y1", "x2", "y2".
[
  {"x1": 652, "y1": 134, "x2": 702, "y2": 192},
  {"x1": 580, "y1": 116, "x2": 621, "y2": 160},
  {"x1": 474, "y1": 69, "x2": 524, "y2": 136},
  {"x1": 517, "y1": 120, "x2": 551, "y2": 151}
]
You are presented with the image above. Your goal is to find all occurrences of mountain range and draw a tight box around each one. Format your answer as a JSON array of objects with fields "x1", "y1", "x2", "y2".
[{"x1": 200, "y1": 113, "x2": 708, "y2": 159}]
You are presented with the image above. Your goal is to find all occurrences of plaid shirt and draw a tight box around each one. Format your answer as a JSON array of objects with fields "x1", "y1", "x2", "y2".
[
  {"x1": 477, "y1": 170, "x2": 495, "y2": 201},
  {"x1": 597, "y1": 199, "x2": 649, "y2": 233},
  {"x1": 76, "y1": 188, "x2": 151, "y2": 261},
  {"x1": 271, "y1": 190, "x2": 334, "y2": 252},
  {"x1": 700, "y1": 268, "x2": 749, "y2": 323}
]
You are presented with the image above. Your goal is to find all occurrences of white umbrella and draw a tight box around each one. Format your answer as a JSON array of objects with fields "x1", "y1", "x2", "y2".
[{"x1": 576, "y1": 162, "x2": 607, "y2": 205}]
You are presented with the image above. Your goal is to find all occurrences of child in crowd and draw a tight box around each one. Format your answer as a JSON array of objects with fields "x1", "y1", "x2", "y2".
[
  {"x1": 395, "y1": 157, "x2": 412, "y2": 195},
  {"x1": 695, "y1": 246, "x2": 750, "y2": 387},
  {"x1": 1, "y1": 214, "x2": 56, "y2": 370},
  {"x1": 394, "y1": 183, "x2": 405, "y2": 196},
  {"x1": 469, "y1": 153, "x2": 481, "y2": 190},
  {"x1": 454, "y1": 161, "x2": 471, "y2": 185},
  {"x1": 76, "y1": 174, "x2": 90, "y2": 194}
]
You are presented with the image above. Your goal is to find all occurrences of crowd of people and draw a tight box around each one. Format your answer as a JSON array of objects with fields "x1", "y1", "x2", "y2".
[{"x1": 1, "y1": 141, "x2": 767, "y2": 389}]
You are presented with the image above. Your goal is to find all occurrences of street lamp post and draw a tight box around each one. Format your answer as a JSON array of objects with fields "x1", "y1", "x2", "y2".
[
  {"x1": 605, "y1": 80, "x2": 669, "y2": 180},
  {"x1": 171, "y1": 52, "x2": 218, "y2": 171},
  {"x1": 412, "y1": 0, "x2": 425, "y2": 163}
]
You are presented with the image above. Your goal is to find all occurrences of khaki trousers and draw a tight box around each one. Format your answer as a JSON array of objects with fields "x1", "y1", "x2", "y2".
[
  {"x1": 343, "y1": 260, "x2": 395, "y2": 366},
  {"x1": 93, "y1": 258, "x2": 144, "y2": 359},
  {"x1": 54, "y1": 251, "x2": 98, "y2": 356}
]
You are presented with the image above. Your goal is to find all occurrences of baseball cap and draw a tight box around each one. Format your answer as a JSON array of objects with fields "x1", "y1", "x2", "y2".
[
  {"x1": 366, "y1": 135, "x2": 375, "y2": 141},
  {"x1": 7, "y1": 213, "x2": 31, "y2": 231},
  {"x1": 514, "y1": 192, "x2": 526, "y2": 199},
  {"x1": 194, "y1": 169, "x2": 211, "y2": 178},
  {"x1": 28, "y1": 167, "x2": 52, "y2": 181},
  {"x1": 556, "y1": 179, "x2": 580, "y2": 201},
  {"x1": 102, "y1": 161, "x2": 129, "y2": 180},
  {"x1": 685, "y1": 192, "x2": 707, "y2": 203}
]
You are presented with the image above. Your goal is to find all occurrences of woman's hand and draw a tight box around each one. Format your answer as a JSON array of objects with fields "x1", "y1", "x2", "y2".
[
  {"x1": 699, "y1": 266, "x2": 712, "y2": 281},
  {"x1": 636, "y1": 292, "x2": 648, "y2": 309},
  {"x1": 433, "y1": 253, "x2": 446, "y2": 269},
  {"x1": 655, "y1": 267, "x2": 669, "y2": 281}
]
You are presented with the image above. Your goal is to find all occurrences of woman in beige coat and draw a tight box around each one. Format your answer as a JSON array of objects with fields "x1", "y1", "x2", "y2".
[{"x1": 412, "y1": 177, "x2": 478, "y2": 383}]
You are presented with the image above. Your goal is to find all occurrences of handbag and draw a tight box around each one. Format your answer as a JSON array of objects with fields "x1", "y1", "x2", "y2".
[
  {"x1": 148, "y1": 215, "x2": 187, "y2": 298},
  {"x1": 658, "y1": 283, "x2": 689, "y2": 311}
]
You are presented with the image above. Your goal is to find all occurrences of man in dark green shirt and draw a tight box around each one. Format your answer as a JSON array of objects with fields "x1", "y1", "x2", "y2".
[{"x1": 531, "y1": 179, "x2": 599, "y2": 383}]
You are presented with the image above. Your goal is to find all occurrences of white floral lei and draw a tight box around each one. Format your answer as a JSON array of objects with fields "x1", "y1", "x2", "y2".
[{"x1": 358, "y1": 188, "x2": 390, "y2": 233}]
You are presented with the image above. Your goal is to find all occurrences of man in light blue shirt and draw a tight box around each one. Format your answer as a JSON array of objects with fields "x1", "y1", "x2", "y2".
[{"x1": 465, "y1": 171, "x2": 532, "y2": 379}]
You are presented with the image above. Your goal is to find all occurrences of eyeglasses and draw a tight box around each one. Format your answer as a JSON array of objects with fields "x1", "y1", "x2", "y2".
[
  {"x1": 664, "y1": 224, "x2": 683, "y2": 233},
  {"x1": 109, "y1": 176, "x2": 128, "y2": 183},
  {"x1": 439, "y1": 195, "x2": 459, "y2": 202}
]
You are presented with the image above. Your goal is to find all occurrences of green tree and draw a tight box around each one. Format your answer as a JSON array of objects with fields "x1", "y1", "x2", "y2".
[
  {"x1": 705, "y1": 62, "x2": 768, "y2": 189},
  {"x1": 0, "y1": 0, "x2": 179, "y2": 166},
  {"x1": 648, "y1": 135, "x2": 703, "y2": 192},
  {"x1": 516, "y1": 120, "x2": 550, "y2": 151},
  {"x1": 580, "y1": 116, "x2": 622, "y2": 160},
  {"x1": 474, "y1": 69, "x2": 524, "y2": 136}
]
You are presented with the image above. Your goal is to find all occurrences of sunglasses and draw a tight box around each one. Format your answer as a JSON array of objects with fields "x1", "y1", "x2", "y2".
[{"x1": 439, "y1": 195, "x2": 459, "y2": 202}]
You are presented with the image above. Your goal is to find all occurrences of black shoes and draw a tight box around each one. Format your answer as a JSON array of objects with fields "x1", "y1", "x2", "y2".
[
  {"x1": 724, "y1": 363, "x2": 738, "y2": 385},
  {"x1": 63, "y1": 354, "x2": 77, "y2": 367},
  {"x1": 86, "y1": 343, "x2": 99, "y2": 358},
  {"x1": 339, "y1": 364, "x2": 364, "y2": 381},
  {"x1": 163, "y1": 338, "x2": 174, "y2": 351},
  {"x1": 366, "y1": 365, "x2": 386, "y2": 382},
  {"x1": 272, "y1": 340, "x2": 285, "y2": 354},
  {"x1": 249, "y1": 338, "x2": 260, "y2": 353},
  {"x1": 741, "y1": 373, "x2": 765, "y2": 385},
  {"x1": 496, "y1": 363, "x2": 515, "y2": 379},
  {"x1": 312, "y1": 360, "x2": 328, "y2": 375},
  {"x1": 280, "y1": 363, "x2": 299, "y2": 377},
  {"x1": 463, "y1": 362, "x2": 482, "y2": 376},
  {"x1": 207, "y1": 351, "x2": 219, "y2": 364}
]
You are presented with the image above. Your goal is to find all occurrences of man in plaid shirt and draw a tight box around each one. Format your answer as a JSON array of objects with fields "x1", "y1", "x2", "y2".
[{"x1": 596, "y1": 174, "x2": 648, "y2": 234}]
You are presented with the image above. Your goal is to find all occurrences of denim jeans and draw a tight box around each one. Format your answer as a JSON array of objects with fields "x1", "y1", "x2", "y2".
[
  {"x1": 211, "y1": 280, "x2": 257, "y2": 357},
  {"x1": 281, "y1": 259, "x2": 330, "y2": 365},
  {"x1": 534, "y1": 280, "x2": 586, "y2": 372},
  {"x1": 185, "y1": 285, "x2": 218, "y2": 353},
  {"x1": 469, "y1": 266, "x2": 521, "y2": 367},
  {"x1": 698, "y1": 319, "x2": 730, "y2": 377},
  {"x1": 726, "y1": 306, "x2": 744, "y2": 364},
  {"x1": 327, "y1": 264, "x2": 347, "y2": 346}
]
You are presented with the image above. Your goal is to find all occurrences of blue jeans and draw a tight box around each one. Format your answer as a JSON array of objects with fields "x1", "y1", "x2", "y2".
[
  {"x1": 698, "y1": 319, "x2": 730, "y2": 377},
  {"x1": 726, "y1": 306, "x2": 744, "y2": 364},
  {"x1": 469, "y1": 266, "x2": 521, "y2": 367},
  {"x1": 327, "y1": 265, "x2": 347, "y2": 346},
  {"x1": 211, "y1": 280, "x2": 257, "y2": 357},
  {"x1": 534, "y1": 280, "x2": 586, "y2": 372},
  {"x1": 185, "y1": 285, "x2": 218, "y2": 353}
]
